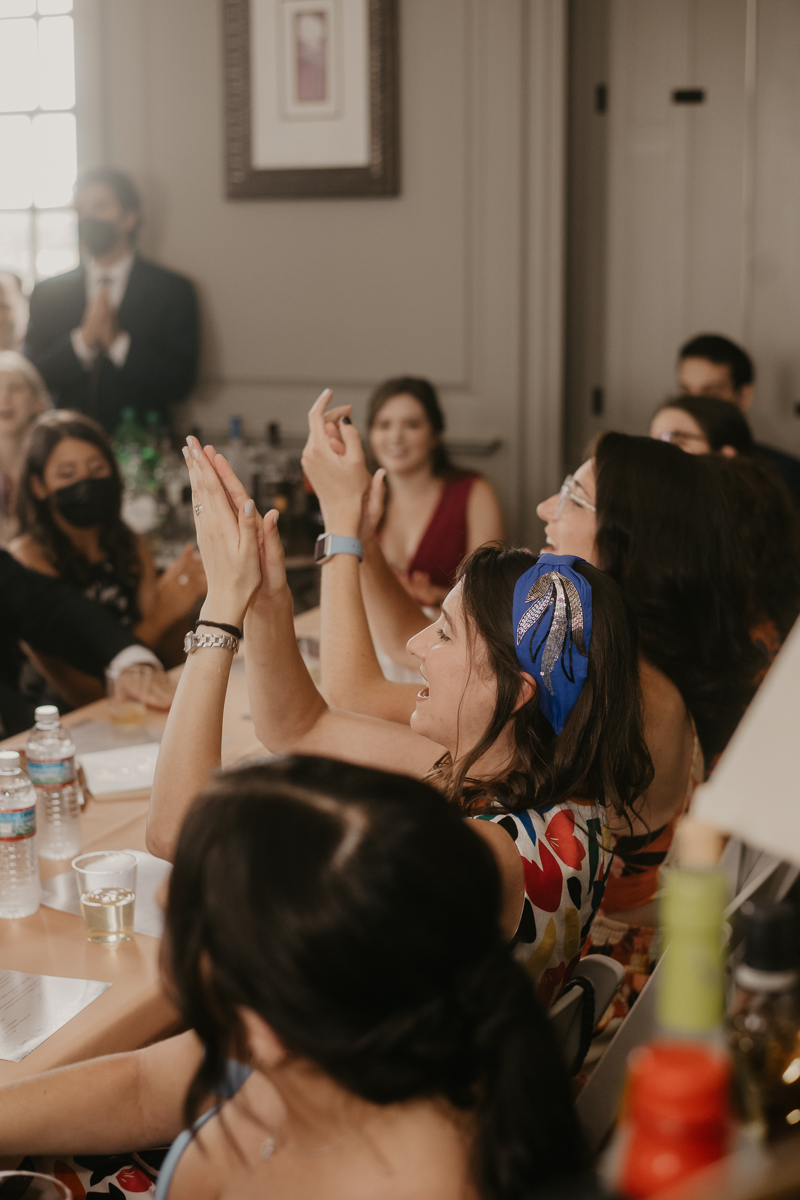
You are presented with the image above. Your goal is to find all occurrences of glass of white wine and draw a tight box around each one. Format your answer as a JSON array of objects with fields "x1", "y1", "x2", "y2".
[{"x1": 71, "y1": 851, "x2": 137, "y2": 945}]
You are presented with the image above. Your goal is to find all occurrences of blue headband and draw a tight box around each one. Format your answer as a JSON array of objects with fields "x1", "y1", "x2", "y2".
[{"x1": 512, "y1": 554, "x2": 593, "y2": 734}]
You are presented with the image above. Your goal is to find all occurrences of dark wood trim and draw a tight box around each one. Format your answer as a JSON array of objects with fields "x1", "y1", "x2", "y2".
[{"x1": 223, "y1": 0, "x2": 399, "y2": 199}]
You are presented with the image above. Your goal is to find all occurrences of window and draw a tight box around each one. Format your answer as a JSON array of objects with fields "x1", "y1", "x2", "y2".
[{"x1": 0, "y1": 0, "x2": 78, "y2": 292}]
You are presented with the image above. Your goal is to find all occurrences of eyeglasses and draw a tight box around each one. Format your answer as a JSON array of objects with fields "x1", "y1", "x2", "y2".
[
  {"x1": 554, "y1": 475, "x2": 597, "y2": 520},
  {"x1": 656, "y1": 431, "x2": 709, "y2": 449}
]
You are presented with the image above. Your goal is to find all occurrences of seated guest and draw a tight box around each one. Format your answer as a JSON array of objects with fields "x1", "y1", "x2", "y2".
[
  {"x1": 0, "y1": 758, "x2": 588, "y2": 1199},
  {"x1": 0, "y1": 548, "x2": 165, "y2": 735},
  {"x1": 0, "y1": 351, "x2": 51, "y2": 544},
  {"x1": 539, "y1": 434, "x2": 762, "y2": 1017},
  {"x1": 0, "y1": 271, "x2": 28, "y2": 351},
  {"x1": 147, "y1": 420, "x2": 653, "y2": 1010},
  {"x1": 677, "y1": 333, "x2": 800, "y2": 504},
  {"x1": 24, "y1": 168, "x2": 200, "y2": 434},
  {"x1": 651, "y1": 394, "x2": 756, "y2": 456},
  {"x1": 10, "y1": 410, "x2": 205, "y2": 705},
  {"x1": 367, "y1": 376, "x2": 503, "y2": 608}
]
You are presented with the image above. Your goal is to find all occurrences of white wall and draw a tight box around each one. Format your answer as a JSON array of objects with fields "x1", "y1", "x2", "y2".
[
  {"x1": 74, "y1": 0, "x2": 567, "y2": 542},
  {"x1": 565, "y1": 0, "x2": 800, "y2": 463}
]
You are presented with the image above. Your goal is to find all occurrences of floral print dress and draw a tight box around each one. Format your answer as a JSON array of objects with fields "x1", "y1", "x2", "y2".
[{"x1": 474, "y1": 798, "x2": 612, "y2": 1009}]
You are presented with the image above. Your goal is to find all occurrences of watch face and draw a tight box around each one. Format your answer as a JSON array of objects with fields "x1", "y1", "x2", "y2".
[
  {"x1": 313, "y1": 534, "x2": 329, "y2": 563},
  {"x1": 183, "y1": 632, "x2": 194, "y2": 653}
]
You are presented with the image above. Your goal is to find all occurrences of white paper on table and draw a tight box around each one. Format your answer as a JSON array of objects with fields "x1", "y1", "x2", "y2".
[
  {"x1": 693, "y1": 615, "x2": 800, "y2": 866},
  {"x1": 40, "y1": 849, "x2": 172, "y2": 939},
  {"x1": 79, "y1": 743, "x2": 160, "y2": 796},
  {"x1": 0, "y1": 968, "x2": 111, "y2": 1062}
]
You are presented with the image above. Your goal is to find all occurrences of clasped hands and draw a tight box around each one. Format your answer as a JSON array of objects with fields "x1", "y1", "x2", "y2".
[
  {"x1": 182, "y1": 389, "x2": 384, "y2": 628},
  {"x1": 80, "y1": 284, "x2": 119, "y2": 352}
]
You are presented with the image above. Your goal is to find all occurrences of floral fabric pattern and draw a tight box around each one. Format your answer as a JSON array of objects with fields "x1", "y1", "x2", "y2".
[
  {"x1": 475, "y1": 799, "x2": 612, "y2": 1009},
  {"x1": 29, "y1": 1150, "x2": 168, "y2": 1198}
]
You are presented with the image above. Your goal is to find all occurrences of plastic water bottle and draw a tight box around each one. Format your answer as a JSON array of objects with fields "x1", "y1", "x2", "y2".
[
  {"x1": 26, "y1": 705, "x2": 82, "y2": 861},
  {"x1": 0, "y1": 750, "x2": 40, "y2": 919}
]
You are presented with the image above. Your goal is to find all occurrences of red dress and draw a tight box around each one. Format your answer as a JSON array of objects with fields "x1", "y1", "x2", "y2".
[{"x1": 390, "y1": 472, "x2": 478, "y2": 590}]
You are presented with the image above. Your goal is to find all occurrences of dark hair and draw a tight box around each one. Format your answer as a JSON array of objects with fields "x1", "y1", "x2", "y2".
[
  {"x1": 654, "y1": 395, "x2": 756, "y2": 455},
  {"x1": 15, "y1": 409, "x2": 141, "y2": 598},
  {"x1": 367, "y1": 376, "x2": 455, "y2": 475},
  {"x1": 678, "y1": 333, "x2": 754, "y2": 391},
  {"x1": 430, "y1": 545, "x2": 653, "y2": 823},
  {"x1": 705, "y1": 456, "x2": 800, "y2": 644},
  {"x1": 76, "y1": 167, "x2": 141, "y2": 214},
  {"x1": 164, "y1": 756, "x2": 588, "y2": 1199},
  {"x1": 594, "y1": 432, "x2": 763, "y2": 762}
]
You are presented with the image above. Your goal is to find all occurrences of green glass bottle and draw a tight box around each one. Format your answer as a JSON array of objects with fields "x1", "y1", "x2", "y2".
[{"x1": 658, "y1": 863, "x2": 728, "y2": 1038}]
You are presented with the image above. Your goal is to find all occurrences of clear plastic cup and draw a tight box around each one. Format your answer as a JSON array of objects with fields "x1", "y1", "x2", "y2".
[
  {"x1": 0, "y1": 1172, "x2": 72, "y2": 1198},
  {"x1": 72, "y1": 850, "x2": 137, "y2": 945},
  {"x1": 106, "y1": 664, "x2": 154, "y2": 729}
]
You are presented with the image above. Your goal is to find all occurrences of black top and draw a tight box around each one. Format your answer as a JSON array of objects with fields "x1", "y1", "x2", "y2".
[
  {"x1": 0, "y1": 549, "x2": 140, "y2": 735},
  {"x1": 81, "y1": 558, "x2": 140, "y2": 627},
  {"x1": 754, "y1": 443, "x2": 800, "y2": 509},
  {"x1": 24, "y1": 256, "x2": 200, "y2": 433}
]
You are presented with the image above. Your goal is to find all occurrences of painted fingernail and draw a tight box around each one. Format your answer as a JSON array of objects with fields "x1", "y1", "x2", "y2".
[
  {"x1": 182, "y1": 447, "x2": 189, "y2": 460},
  {"x1": 185, "y1": 436, "x2": 192, "y2": 446},
  {"x1": 192, "y1": 448, "x2": 199, "y2": 460},
  {"x1": 244, "y1": 500, "x2": 254, "y2": 515},
  {"x1": 342, "y1": 415, "x2": 352, "y2": 425}
]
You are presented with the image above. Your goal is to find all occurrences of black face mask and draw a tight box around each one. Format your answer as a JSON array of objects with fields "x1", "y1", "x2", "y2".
[
  {"x1": 78, "y1": 217, "x2": 119, "y2": 257},
  {"x1": 51, "y1": 476, "x2": 119, "y2": 528}
]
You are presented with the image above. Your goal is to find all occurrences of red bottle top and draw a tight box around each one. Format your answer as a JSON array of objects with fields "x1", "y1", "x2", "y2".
[{"x1": 620, "y1": 1041, "x2": 731, "y2": 1198}]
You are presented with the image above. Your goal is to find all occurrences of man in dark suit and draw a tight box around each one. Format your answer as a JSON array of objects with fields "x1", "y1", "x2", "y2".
[
  {"x1": 24, "y1": 168, "x2": 200, "y2": 434},
  {"x1": 677, "y1": 333, "x2": 800, "y2": 506},
  {"x1": 0, "y1": 549, "x2": 163, "y2": 735}
]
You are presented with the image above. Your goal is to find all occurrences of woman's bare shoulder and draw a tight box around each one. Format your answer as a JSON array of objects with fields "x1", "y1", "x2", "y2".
[
  {"x1": 7, "y1": 533, "x2": 58, "y2": 576},
  {"x1": 638, "y1": 657, "x2": 691, "y2": 730}
]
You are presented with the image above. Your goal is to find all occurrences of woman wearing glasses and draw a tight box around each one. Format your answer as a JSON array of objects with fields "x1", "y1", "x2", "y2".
[
  {"x1": 537, "y1": 433, "x2": 761, "y2": 1022},
  {"x1": 650, "y1": 394, "x2": 756, "y2": 457}
]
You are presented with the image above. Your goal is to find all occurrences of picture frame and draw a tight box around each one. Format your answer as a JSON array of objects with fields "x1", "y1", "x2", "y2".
[{"x1": 223, "y1": 0, "x2": 399, "y2": 198}]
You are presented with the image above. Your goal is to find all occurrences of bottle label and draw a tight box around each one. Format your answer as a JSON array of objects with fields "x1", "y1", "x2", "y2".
[
  {"x1": 0, "y1": 806, "x2": 36, "y2": 840},
  {"x1": 27, "y1": 758, "x2": 76, "y2": 787}
]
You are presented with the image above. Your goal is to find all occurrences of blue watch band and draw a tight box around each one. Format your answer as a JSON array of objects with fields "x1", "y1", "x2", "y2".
[{"x1": 314, "y1": 533, "x2": 364, "y2": 564}]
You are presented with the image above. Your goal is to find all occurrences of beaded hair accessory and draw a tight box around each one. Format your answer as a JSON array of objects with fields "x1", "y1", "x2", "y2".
[{"x1": 512, "y1": 554, "x2": 593, "y2": 734}]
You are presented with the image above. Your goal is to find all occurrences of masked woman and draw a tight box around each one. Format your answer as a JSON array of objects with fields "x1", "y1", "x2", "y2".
[
  {"x1": 9, "y1": 409, "x2": 205, "y2": 703},
  {"x1": 146, "y1": 405, "x2": 653, "y2": 1011}
]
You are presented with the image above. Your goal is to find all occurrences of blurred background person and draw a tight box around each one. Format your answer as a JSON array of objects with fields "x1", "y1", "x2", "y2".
[
  {"x1": 367, "y1": 376, "x2": 503, "y2": 608},
  {"x1": 10, "y1": 410, "x2": 204, "y2": 706},
  {"x1": 24, "y1": 167, "x2": 200, "y2": 435},
  {"x1": 651, "y1": 394, "x2": 756, "y2": 457},
  {"x1": 0, "y1": 271, "x2": 29, "y2": 351},
  {"x1": 0, "y1": 351, "x2": 51, "y2": 545},
  {"x1": 677, "y1": 333, "x2": 800, "y2": 504}
]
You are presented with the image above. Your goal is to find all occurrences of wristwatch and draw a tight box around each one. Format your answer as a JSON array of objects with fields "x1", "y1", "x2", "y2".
[
  {"x1": 184, "y1": 630, "x2": 240, "y2": 655},
  {"x1": 314, "y1": 533, "x2": 364, "y2": 565}
]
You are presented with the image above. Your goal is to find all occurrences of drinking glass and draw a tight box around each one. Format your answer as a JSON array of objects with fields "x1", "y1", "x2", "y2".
[
  {"x1": 105, "y1": 664, "x2": 154, "y2": 729},
  {"x1": 72, "y1": 850, "x2": 137, "y2": 944},
  {"x1": 0, "y1": 1172, "x2": 72, "y2": 1198}
]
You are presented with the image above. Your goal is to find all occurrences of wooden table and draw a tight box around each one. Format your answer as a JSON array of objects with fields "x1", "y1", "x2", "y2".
[{"x1": 0, "y1": 648, "x2": 277, "y2": 1083}]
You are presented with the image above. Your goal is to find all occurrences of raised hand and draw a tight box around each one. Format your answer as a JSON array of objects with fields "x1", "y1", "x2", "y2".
[
  {"x1": 183, "y1": 435, "x2": 263, "y2": 628},
  {"x1": 209, "y1": 448, "x2": 287, "y2": 609},
  {"x1": 301, "y1": 388, "x2": 373, "y2": 538}
]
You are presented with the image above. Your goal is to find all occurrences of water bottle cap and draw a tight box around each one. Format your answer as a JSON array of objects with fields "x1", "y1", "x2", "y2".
[
  {"x1": 35, "y1": 705, "x2": 59, "y2": 721},
  {"x1": 0, "y1": 750, "x2": 21, "y2": 771}
]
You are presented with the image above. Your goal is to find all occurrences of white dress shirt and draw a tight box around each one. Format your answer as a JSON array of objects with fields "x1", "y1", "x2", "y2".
[{"x1": 70, "y1": 254, "x2": 134, "y2": 370}]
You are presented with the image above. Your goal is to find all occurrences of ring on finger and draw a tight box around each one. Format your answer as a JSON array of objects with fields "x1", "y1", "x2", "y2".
[{"x1": 195, "y1": 504, "x2": 203, "y2": 515}]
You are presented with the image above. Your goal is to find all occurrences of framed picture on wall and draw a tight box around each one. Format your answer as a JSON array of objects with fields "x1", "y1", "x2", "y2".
[{"x1": 224, "y1": 0, "x2": 399, "y2": 198}]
